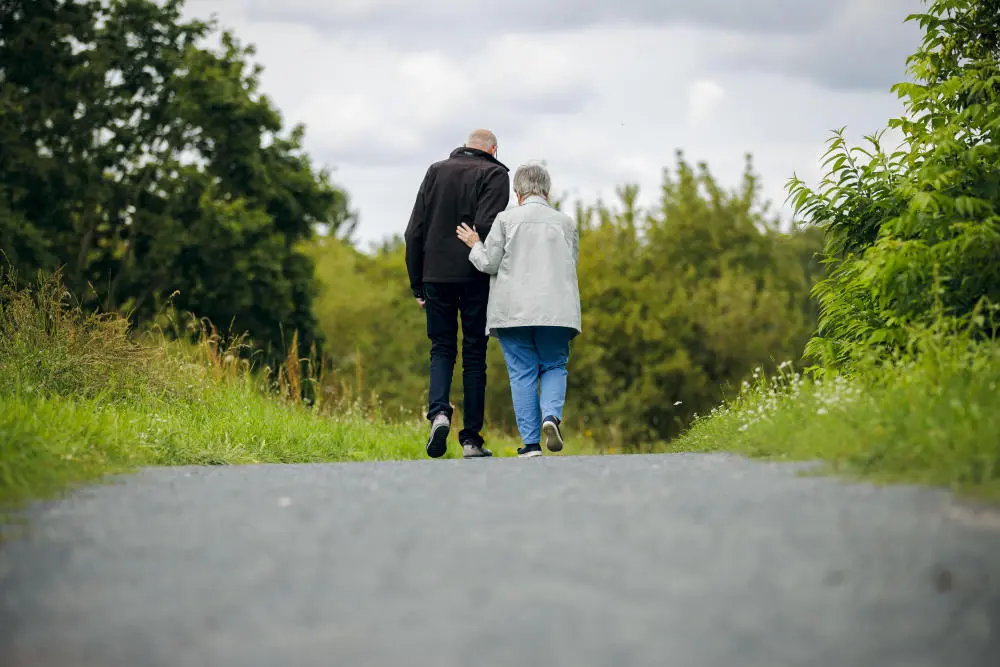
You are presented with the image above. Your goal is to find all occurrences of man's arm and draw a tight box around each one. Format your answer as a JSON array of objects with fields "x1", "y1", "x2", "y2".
[
  {"x1": 404, "y1": 168, "x2": 433, "y2": 299},
  {"x1": 473, "y1": 167, "x2": 510, "y2": 238}
]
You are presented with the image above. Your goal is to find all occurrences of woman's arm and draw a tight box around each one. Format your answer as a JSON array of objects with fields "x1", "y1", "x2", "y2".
[
  {"x1": 570, "y1": 223, "x2": 579, "y2": 266},
  {"x1": 459, "y1": 216, "x2": 506, "y2": 276}
]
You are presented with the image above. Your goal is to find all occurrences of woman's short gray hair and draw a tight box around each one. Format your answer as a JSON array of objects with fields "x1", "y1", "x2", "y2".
[{"x1": 513, "y1": 162, "x2": 551, "y2": 198}]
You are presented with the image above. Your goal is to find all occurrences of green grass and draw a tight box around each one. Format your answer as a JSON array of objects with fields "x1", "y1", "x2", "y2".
[
  {"x1": 0, "y1": 360, "x2": 532, "y2": 507},
  {"x1": 670, "y1": 334, "x2": 1000, "y2": 501},
  {"x1": 0, "y1": 272, "x2": 530, "y2": 508},
  {"x1": 0, "y1": 387, "x2": 523, "y2": 506},
  {"x1": 6, "y1": 270, "x2": 997, "y2": 508}
]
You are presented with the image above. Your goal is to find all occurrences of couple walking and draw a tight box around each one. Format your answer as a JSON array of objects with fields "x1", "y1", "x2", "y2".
[{"x1": 404, "y1": 129, "x2": 581, "y2": 459}]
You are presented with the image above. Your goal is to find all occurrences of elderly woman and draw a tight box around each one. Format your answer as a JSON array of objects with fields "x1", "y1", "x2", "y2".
[{"x1": 456, "y1": 162, "x2": 581, "y2": 458}]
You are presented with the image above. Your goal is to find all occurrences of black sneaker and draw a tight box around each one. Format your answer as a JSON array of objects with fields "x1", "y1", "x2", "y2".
[
  {"x1": 542, "y1": 417, "x2": 563, "y2": 452},
  {"x1": 462, "y1": 442, "x2": 493, "y2": 459},
  {"x1": 426, "y1": 413, "x2": 450, "y2": 458},
  {"x1": 517, "y1": 444, "x2": 542, "y2": 458}
]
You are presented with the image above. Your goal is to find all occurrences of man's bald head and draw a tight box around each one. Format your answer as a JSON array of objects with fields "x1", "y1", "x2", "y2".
[{"x1": 466, "y1": 129, "x2": 498, "y2": 155}]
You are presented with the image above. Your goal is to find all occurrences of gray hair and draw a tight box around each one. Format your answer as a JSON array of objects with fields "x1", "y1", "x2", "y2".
[
  {"x1": 466, "y1": 129, "x2": 497, "y2": 151},
  {"x1": 513, "y1": 162, "x2": 551, "y2": 198}
]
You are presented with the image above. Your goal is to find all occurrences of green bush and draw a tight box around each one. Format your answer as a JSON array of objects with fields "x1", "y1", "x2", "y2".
[
  {"x1": 789, "y1": 0, "x2": 1000, "y2": 366},
  {"x1": 571, "y1": 157, "x2": 822, "y2": 445},
  {"x1": 672, "y1": 1, "x2": 1000, "y2": 501}
]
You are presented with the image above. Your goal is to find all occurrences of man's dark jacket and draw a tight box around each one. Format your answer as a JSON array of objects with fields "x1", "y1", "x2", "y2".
[{"x1": 405, "y1": 147, "x2": 510, "y2": 297}]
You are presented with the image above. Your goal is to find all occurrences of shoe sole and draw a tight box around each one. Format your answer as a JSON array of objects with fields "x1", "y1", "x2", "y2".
[
  {"x1": 542, "y1": 421, "x2": 563, "y2": 453},
  {"x1": 463, "y1": 452, "x2": 493, "y2": 459},
  {"x1": 518, "y1": 450, "x2": 543, "y2": 458},
  {"x1": 426, "y1": 423, "x2": 449, "y2": 459}
]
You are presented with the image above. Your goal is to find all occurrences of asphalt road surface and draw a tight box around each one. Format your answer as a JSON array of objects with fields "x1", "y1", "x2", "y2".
[{"x1": 2, "y1": 453, "x2": 999, "y2": 667}]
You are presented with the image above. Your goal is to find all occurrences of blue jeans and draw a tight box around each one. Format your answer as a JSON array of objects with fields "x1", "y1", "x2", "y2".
[{"x1": 495, "y1": 326, "x2": 574, "y2": 445}]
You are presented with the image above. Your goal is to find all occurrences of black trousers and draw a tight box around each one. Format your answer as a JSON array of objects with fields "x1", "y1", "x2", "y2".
[{"x1": 423, "y1": 281, "x2": 489, "y2": 445}]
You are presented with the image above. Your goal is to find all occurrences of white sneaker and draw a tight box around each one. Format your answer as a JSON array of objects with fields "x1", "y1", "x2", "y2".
[
  {"x1": 542, "y1": 418, "x2": 564, "y2": 453},
  {"x1": 426, "y1": 413, "x2": 450, "y2": 458},
  {"x1": 462, "y1": 443, "x2": 494, "y2": 458},
  {"x1": 517, "y1": 444, "x2": 543, "y2": 458}
]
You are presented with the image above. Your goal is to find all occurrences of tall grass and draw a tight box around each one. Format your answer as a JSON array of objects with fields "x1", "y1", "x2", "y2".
[
  {"x1": 0, "y1": 271, "x2": 524, "y2": 507},
  {"x1": 1, "y1": 272, "x2": 167, "y2": 400}
]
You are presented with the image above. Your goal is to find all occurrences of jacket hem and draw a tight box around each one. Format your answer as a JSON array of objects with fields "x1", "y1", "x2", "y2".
[{"x1": 488, "y1": 322, "x2": 582, "y2": 336}]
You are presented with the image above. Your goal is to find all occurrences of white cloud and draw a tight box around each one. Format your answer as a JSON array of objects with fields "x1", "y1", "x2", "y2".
[
  {"x1": 712, "y1": 0, "x2": 923, "y2": 90},
  {"x1": 234, "y1": 0, "x2": 841, "y2": 35},
  {"x1": 687, "y1": 80, "x2": 726, "y2": 125},
  {"x1": 181, "y1": 0, "x2": 917, "y2": 245},
  {"x1": 396, "y1": 52, "x2": 471, "y2": 123}
]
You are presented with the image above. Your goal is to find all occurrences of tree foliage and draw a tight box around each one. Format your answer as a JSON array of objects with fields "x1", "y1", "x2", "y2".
[
  {"x1": 569, "y1": 155, "x2": 821, "y2": 442},
  {"x1": 789, "y1": 0, "x2": 1000, "y2": 366},
  {"x1": 0, "y1": 0, "x2": 353, "y2": 351}
]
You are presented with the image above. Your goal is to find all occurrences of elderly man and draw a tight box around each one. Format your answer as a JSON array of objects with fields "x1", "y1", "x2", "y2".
[
  {"x1": 405, "y1": 129, "x2": 510, "y2": 459},
  {"x1": 456, "y1": 162, "x2": 581, "y2": 458}
]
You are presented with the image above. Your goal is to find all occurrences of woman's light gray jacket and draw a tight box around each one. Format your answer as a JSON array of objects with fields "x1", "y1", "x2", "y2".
[{"x1": 468, "y1": 195, "x2": 581, "y2": 336}]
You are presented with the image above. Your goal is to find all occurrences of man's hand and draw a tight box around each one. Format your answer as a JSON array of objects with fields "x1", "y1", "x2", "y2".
[
  {"x1": 456, "y1": 223, "x2": 481, "y2": 248},
  {"x1": 416, "y1": 298, "x2": 426, "y2": 308}
]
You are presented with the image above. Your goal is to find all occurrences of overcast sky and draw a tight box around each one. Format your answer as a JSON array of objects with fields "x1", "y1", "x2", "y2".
[{"x1": 184, "y1": 0, "x2": 924, "y2": 248}]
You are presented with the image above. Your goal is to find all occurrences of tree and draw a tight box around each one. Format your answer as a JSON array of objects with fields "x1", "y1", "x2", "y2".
[
  {"x1": 569, "y1": 154, "x2": 819, "y2": 445},
  {"x1": 789, "y1": 0, "x2": 1000, "y2": 366},
  {"x1": 0, "y1": 0, "x2": 353, "y2": 352}
]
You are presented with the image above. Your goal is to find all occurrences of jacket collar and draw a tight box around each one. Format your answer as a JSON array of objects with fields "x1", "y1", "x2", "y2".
[
  {"x1": 449, "y1": 146, "x2": 509, "y2": 172},
  {"x1": 520, "y1": 194, "x2": 550, "y2": 206}
]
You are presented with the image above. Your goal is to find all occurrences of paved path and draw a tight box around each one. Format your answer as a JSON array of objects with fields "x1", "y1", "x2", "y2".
[{"x1": 1, "y1": 454, "x2": 999, "y2": 667}]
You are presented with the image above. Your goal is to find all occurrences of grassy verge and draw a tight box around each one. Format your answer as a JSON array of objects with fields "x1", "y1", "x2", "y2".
[
  {"x1": 0, "y1": 273, "x2": 525, "y2": 508},
  {"x1": 0, "y1": 387, "x2": 528, "y2": 507},
  {"x1": 670, "y1": 332, "x2": 1000, "y2": 501},
  {"x1": 9, "y1": 269, "x2": 995, "y2": 507}
]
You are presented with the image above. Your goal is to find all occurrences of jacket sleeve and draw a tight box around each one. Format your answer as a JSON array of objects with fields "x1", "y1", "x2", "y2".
[
  {"x1": 473, "y1": 167, "x2": 510, "y2": 237},
  {"x1": 570, "y1": 222, "x2": 579, "y2": 266},
  {"x1": 469, "y1": 215, "x2": 505, "y2": 276},
  {"x1": 404, "y1": 168, "x2": 432, "y2": 297}
]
